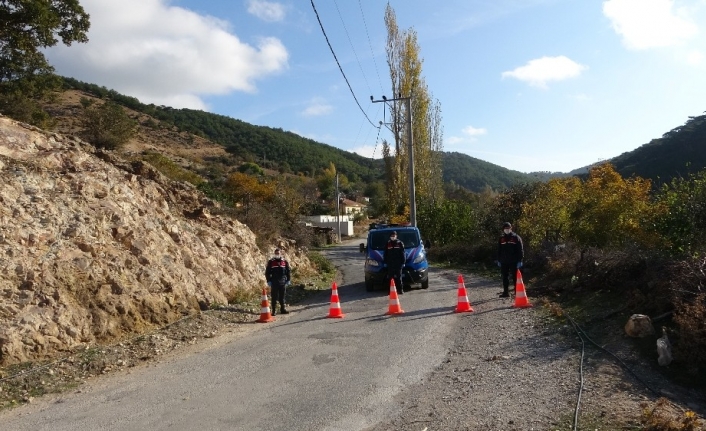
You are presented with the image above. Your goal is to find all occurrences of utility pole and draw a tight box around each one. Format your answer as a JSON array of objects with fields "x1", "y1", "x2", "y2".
[
  {"x1": 335, "y1": 173, "x2": 341, "y2": 242},
  {"x1": 371, "y1": 94, "x2": 417, "y2": 227}
]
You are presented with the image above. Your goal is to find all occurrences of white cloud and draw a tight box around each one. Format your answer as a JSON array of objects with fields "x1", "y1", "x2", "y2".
[
  {"x1": 247, "y1": 0, "x2": 286, "y2": 23},
  {"x1": 447, "y1": 125, "x2": 488, "y2": 146},
  {"x1": 351, "y1": 145, "x2": 382, "y2": 159},
  {"x1": 502, "y1": 56, "x2": 587, "y2": 88},
  {"x1": 603, "y1": 0, "x2": 699, "y2": 50},
  {"x1": 45, "y1": 0, "x2": 289, "y2": 109},
  {"x1": 301, "y1": 99, "x2": 333, "y2": 117},
  {"x1": 462, "y1": 126, "x2": 488, "y2": 137},
  {"x1": 687, "y1": 49, "x2": 705, "y2": 65}
]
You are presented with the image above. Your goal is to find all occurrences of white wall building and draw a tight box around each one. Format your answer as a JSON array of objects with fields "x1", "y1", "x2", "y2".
[{"x1": 304, "y1": 215, "x2": 354, "y2": 237}]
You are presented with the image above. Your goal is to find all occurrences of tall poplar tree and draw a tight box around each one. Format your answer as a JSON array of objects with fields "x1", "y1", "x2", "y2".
[{"x1": 382, "y1": 3, "x2": 444, "y2": 218}]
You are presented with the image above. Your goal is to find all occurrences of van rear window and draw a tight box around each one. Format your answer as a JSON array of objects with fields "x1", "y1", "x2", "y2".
[{"x1": 370, "y1": 231, "x2": 420, "y2": 250}]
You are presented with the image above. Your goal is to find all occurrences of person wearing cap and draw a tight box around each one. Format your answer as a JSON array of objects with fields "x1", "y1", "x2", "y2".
[
  {"x1": 265, "y1": 248, "x2": 291, "y2": 315},
  {"x1": 497, "y1": 222, "x2": 524, "y2": 298},
  {"x1": 383, "y1": 231, "x2": 406, "y2": 294}
]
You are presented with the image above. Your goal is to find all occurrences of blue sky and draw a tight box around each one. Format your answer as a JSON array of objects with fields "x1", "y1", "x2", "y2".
[{"x1": 45, "y1": 0, "x2": 706, "y2": 173}]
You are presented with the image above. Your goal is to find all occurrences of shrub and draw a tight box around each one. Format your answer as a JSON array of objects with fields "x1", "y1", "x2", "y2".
[
  {"x1": 307, "y1": 251, "x2": 335, "y2": 274},
  {"x1": 0, "y1": 93, "x2": 54, "y2": 128},
  {"x1": 641, "y1": 398, "x2": 702, "y2": 431},
  {"x1": 82, "y1": 101, "x2": 136, "y2": 150},
  {"x1": 141, "y1": 151, "x2": 203, "y2": 186}
]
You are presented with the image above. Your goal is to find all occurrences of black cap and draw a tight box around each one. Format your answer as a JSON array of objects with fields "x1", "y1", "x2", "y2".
[
  {"x1": 274, "y1": 248, "x2": 281, "y2": 253},
  {"x1": 502, "y1": 222, "x2": 512, "y2": 229},
  {"x1": 391, "y1": 231, "x2": 397, "y2": 235}
]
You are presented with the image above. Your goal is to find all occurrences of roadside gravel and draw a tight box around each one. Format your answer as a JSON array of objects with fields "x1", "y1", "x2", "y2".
[{"x1": 364, "y1": 268, "x2": 706, "y2": 431}]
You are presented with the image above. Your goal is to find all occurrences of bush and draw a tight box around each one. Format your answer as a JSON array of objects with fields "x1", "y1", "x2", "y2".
[
  {"x1": 141, "y1": 151, "x2": 203, "y2": 186},
  {"x1": 0, "y1": 93, "x2": 54, "y2": 128},
  {"x1": 307, "y1": 251, "x2": 335, "y2": 274},
  {"x1": 82, "y1": 101, "x2": 136, "y2": 150}
]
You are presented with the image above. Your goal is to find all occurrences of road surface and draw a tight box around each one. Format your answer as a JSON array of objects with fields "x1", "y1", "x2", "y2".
[{"x1": 0, "y1": 240, "x2": 464, "y2": 431}]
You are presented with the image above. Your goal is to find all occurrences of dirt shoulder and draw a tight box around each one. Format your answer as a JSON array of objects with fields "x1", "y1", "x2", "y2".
[{"x1": 364, "y1": 268, "x2": 706, "y2": 431}]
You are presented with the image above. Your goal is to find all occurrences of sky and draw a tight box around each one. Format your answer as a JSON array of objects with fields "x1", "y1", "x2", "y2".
[{"x1": 45, "y1": 0, "x2": 706, "y2": 174}]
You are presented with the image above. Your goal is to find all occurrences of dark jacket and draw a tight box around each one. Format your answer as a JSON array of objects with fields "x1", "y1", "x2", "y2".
[
  {"x1": 383, "y1": 239, "x2": 406, "y2": 269},
  {"x1": 498, "y1": 232, "x2": 524, "y2": 264},
  {"x1": 265, "y1": 257, "x2": 291, "y2": 286}
]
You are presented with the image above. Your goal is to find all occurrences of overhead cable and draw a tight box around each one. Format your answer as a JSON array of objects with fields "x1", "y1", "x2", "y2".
[{"x1": 310, "y1": 0, "x2": 378, "y2": 129}]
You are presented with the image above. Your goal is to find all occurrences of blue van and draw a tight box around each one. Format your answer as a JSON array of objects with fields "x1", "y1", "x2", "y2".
[{"x1": 361, "y1": 224, "x2": 429, "y2": 292}]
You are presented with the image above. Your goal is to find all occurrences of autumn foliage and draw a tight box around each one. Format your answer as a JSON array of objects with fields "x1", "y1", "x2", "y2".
[{"x1": 420, "y1": 163, "x2": 706, "y2": 383}]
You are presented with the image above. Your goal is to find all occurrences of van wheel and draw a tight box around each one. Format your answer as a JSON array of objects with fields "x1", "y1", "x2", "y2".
[
  {"x1": 421, "y1": 280, "x2": 429, "y2": 289},
  {"x1": 365, "y1": 279, "x2": 374, "y2": 292}
]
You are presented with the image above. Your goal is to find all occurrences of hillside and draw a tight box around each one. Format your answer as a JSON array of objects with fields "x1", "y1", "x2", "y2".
[
  {"x1": 609, "y1": 112, "x2": 706, "y2": 185},
  {"x1": 442, "y1": 151, "x2": 537, "y2": 191},
  {"x1": 60, "y1": 78, "x2": 534, "y2": 192}
]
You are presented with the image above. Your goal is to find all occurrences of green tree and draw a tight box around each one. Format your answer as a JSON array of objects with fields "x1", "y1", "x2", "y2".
[
  {"x1": 0, "y1": 0, "x2": 90, "y2": 125},
  {"x1": 82, "y1": 101, "x2": 136, "y2": 150},
  {"x1": 315, "y1": 162, "x2": 348, "y2": 201},
  {"x1": 654, "y1": 169, "x2": 706, "y2": 255},
  {"x1": 382, "y1": 3, "x2": 444, "y2": 218}
]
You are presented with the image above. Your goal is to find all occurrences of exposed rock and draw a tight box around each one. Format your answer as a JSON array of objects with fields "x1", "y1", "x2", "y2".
[
  {"x1": 0, "y1": 116, "x2": 309, "y2": 366},
  {"x1": 624, "y1": 314, "x2": 655, "y2": 338}
]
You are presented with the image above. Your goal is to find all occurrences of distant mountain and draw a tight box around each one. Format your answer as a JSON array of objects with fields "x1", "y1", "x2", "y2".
[
  {"x1": 442, "y1": 152, "x2": 535, "y2": 191},
  {"x1": 609, "y1": 113, "x2": 706, "y2": 185}
]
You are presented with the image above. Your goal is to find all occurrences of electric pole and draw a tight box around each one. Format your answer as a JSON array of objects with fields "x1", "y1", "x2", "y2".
[
  {"x1": 371, "y1": 94, "x2": 417, "y2": 227},
  {"x1": 335, "y1": 173, "x2": 341, "y2": 242}
]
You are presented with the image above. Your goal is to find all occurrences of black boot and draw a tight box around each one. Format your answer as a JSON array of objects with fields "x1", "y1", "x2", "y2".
[
  {"x1": 280, "y1": 305, "x2": 289, "y2": 314},
  {"x1": 271, "y1": 307, "x2": 276, "y2": 316},
  {"x1": 499, "y1": 291, "x2": 510, "y2": 298}
]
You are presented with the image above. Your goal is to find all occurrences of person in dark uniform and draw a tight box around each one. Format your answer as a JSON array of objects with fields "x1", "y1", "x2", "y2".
[
  {"x1": 497, "y1": 222, "x2": 524, "y2": 298},
  {"x1": 265, "y1": 248, "x2": 291, "y2": 315},
  {"x1": 383, "y1": 231, "x2": 406, "y2": 294}
]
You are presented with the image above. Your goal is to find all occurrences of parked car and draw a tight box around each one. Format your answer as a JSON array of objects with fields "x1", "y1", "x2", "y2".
[{"x1": 361, "y1": 224, "x2": 429, "y2": 292}]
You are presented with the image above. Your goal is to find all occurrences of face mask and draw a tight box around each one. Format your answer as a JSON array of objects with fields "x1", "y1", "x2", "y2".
[
  {"x1": 503, "y1": 229, "x2": 511, "y2": 234},
  {"x1": 274, "y1": 253, "x2": 281, "y2": 258}
]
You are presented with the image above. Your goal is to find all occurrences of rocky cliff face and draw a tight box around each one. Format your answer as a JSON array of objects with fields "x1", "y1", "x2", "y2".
[{"x1": 0, "y1": 116, "x2": 300, "y2": 366}]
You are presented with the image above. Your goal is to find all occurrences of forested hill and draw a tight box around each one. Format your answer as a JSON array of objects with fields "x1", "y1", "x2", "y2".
[
  {"x1": 442, "y1": 152, "x2": 534, "y2": 191},
  {"x1": 62, "y1": 78, "x2": 536, "y2": 191},
  {"x1": 609, "y1": 112, "x2": 706, "y2": 185},
  {"x1": 62, "y1": 77, "x2": 380, "y2": 183}
]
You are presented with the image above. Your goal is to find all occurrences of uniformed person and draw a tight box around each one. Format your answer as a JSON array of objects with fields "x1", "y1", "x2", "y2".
[
  {"x1": 383, "y1": 231, "x2": 406, "y2": 294},
  {"x1": 497, "y1": 222, "x2": 524, "y2": 298},
  {"x1": 265, "y1": 248, "x2": 291, "y2": 315}
]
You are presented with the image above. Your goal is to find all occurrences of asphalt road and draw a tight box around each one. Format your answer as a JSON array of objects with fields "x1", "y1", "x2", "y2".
[{"x1": 0, "y1": 240, "x2": 464, "y2": 431}]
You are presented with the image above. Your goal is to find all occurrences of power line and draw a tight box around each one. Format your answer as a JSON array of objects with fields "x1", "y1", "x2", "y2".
[
  {"x1": 333, "y1": 0, "x2": 373, "y2": 98},
  {"x1": 358, "y1": 0, "x2": 385, "y2": 95},
  {"x1": 310, "y1": 0, "x2": 378, "y2": 129}
]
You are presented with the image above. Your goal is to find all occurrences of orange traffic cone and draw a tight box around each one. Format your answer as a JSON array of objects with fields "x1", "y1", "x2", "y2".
[
  {"x1": 513, "y1": 269, "x2": 533, "y2": 308},
  {"x1": 257, "y1": 288, "x2": 275, "y2": 322},
  {"x1": 327, "y1": 282, "x2": 345, "y2": 318},
  {"x1": 454, "y1": 274, "x2": 474, "y2": 313},
  {"x1": 385, "y1": 278, "x2": 405, "y2": 315}
]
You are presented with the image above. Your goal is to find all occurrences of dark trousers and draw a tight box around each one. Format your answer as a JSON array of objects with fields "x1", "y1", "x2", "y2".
[
  {"x1": 271, "y1": 284, "x2": 286, "y2": 309},
  {"x1": 387, "y1": 266, "x2": 403, "y2": 292},
  {"x1": 500, "y1": 262, "x2": 518, "y2": 294}
]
